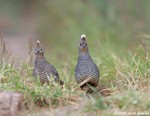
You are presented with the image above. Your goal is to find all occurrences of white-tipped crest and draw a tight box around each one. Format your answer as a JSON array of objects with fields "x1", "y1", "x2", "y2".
[
  {"x1": 37, "y1": 40, "x2": 40, "y2": 44},
  {"x1": 36, "y1": 40, "x2": 41, "y2": 47},
  {"x1": 81, "y1": 34, "x2": 86, "y2": 39}
]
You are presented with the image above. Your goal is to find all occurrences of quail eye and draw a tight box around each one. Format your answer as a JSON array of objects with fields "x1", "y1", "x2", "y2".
[
  {"x1": 40, "y1": 48, "x2": 43, "y2": 51},
  {"x1": 80, "y1": 44, "x2": 82, "y2": 46}
]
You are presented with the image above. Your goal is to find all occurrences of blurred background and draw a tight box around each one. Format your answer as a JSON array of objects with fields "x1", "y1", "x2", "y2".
[{"x1": 0, "y1": 0, "x2": 150, "y2": 62}]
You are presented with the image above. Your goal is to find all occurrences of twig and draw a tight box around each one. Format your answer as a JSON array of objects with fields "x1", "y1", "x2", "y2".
[{"x1": 115, "y1": 67, "x2": 130, "y2": 84}]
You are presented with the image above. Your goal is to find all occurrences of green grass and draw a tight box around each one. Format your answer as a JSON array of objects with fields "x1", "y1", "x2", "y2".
[{"x1": 0, "y1": 34, "x2": 150, "y2": 115}]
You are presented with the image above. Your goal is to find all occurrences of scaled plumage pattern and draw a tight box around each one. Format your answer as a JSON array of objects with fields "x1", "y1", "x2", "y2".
[
  {"x1": 33, "y1": 40, "x2": 64, "y2": 85},
  {"x1": 75, "y1": 34, "x2": 100, "y2": 92}
]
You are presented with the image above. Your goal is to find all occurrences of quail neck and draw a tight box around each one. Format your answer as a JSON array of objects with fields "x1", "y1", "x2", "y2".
[{"x1": 35, "y1": 53, "x2": 45, "y2": 59}]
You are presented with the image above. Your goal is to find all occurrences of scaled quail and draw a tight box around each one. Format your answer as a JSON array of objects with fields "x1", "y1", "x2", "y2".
[
  {"x1": 33, "y1": 40, "x2": 64, "y2": 85},
  {"x1": 75, "y1": 34, "x2": 100, "y2": 92}
]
